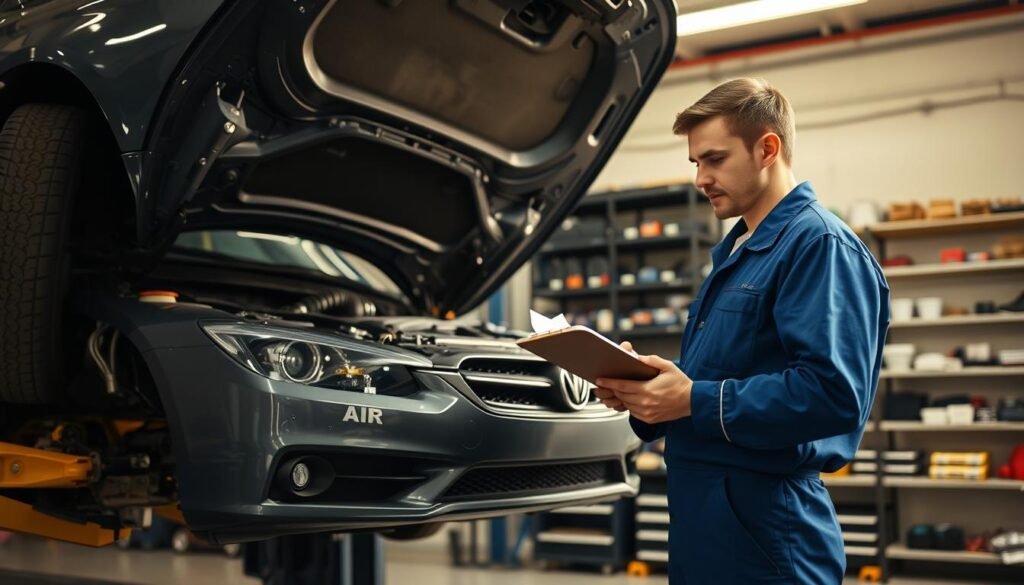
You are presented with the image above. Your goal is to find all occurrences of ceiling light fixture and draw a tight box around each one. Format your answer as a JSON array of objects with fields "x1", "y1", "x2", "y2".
[{"x1": 677, "y1": 0, "x2": 868, "y2": 36}]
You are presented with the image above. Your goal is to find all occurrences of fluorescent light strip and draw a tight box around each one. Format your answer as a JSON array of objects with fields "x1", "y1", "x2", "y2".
[{"x1": 677, "y1": 0, "x2": 868, "y2": 37}]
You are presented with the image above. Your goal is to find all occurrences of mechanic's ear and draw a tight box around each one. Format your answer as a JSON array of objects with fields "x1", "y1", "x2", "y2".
[{"x1": 757, "y1": 132, "x2": 782, "y2": 169}]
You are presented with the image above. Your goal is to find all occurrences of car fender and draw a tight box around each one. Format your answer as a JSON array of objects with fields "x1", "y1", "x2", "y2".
[{"x1": 0, "y1": 0, "x2": 226, "y2": 152}]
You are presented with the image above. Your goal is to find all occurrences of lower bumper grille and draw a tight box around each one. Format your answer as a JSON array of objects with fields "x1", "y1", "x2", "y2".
[{"x1": 441, "y1": 460, "x2": 620, "y2": 501}]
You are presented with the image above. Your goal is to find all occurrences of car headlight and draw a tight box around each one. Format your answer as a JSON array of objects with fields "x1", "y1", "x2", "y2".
[{"x1": 201, "y1": 322, "x2": 424, "y2": 396}]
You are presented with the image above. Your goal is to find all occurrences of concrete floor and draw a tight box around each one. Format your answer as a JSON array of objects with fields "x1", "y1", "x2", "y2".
[{"x1": 0, "y1": 534, "x2": 1008, "y2": 585}]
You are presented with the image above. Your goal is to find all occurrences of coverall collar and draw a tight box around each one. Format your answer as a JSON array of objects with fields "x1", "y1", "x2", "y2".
[{"x1": 712, "y1": 181, "x2": 816, "y2": 266}]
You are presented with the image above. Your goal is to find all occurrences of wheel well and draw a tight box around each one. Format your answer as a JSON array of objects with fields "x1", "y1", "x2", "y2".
[{"x1": 0, "y1": 63, "x2": 136, "y2": 246}]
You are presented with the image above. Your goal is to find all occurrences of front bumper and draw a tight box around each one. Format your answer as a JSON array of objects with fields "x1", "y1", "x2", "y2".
[{"x1": 143, "y1": 342, "x2": 640, "y2": 543}]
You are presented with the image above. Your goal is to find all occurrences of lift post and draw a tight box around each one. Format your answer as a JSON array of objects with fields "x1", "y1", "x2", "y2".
[{"x1": 244, "y1": 531, "x2": 384, "y2": 585}]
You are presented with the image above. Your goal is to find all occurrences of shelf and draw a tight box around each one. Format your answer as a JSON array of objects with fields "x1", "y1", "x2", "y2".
[
  {"x1": 880, "y1": 421, "x2": 1024, "y2": 432},
  {"x1": 636, "y1": 529, "x2": 669, "y2": 543},
  {"x1": 584, "y1": 182, "x2": 704, "y2": 212},
  {"x1": 549, "y1": 505, "x2": 615, "y2": 516},
  {"x1": 618, "y1": 281, "x2": 694, "y2": 294},
  {"x1": 880, "y1": 366, "x2": 1024, "y2": 379},
  {"x1": 821, "y1": 475, "x2": 877, "y2": 487},
  {"x1": 533, "y1": 281, "x2": 693, "y2": 299},
  {"x1": 886, "y1": 543, "x2": 1003, "y2": 565},
  {"x1": 883, "y1": 258, "x2": 1024, "y2": 279},
  {"x1": 536, "y1": 530, "x2": 614, "y2": 546},
  {"x1": 637, "y1": 550, "x2": 670, "y2": 563},
  {"x1": 533, "y1": 287, "x2": 611, "y2": 298},
  {"x1": 867, "y1": 210, "x2": 1024, "y2": 239},
  {"x1": 636, "y1": 511, "x2": 671, "y2": 525},
  {"x1": 616, "y1": 233, "x2": 717, "y2": 251},
  {"x1": 618, "y1": 325, "x2": 685, "y2": 338},
  {"x1": 539, "y1": 238, "x2": 608, "y2": 255},
  {"x1": 889, "y1": 313, "x2": 1024, "y2": 329},
  {"x1": 845, "y1": 545, "x2": 880, "y2": 557},
  {"x1": 837, "y1": 515, "x2": 878, "y2": 526},
  {"x1": 636, "y1": 494, "x2": 669, "y2": 507},
  {"x1": 842, "y1": 532, "x2": 879, "y2": 543},
  {"x1": 538, "y1": 233, "x2": 715, "y2": 255},
  {"x1": 882, "y1": 477, "x2": 1024, "y2": 491}
]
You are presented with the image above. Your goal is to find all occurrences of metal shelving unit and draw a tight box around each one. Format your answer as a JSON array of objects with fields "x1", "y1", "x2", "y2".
[
  {"x1": 879, "y1": 366, "x2": 1024, "y2": 379},
  {"x1": 886, "y1": 544, "x2": 1003, "y2": 565},
  {"x1": 854, "y1": 214, "x2": 1024, "y2": 582},
  {"x1": 882, "y1": 257, "x2": 1024, "y2": 279},
  {"x1": 822, "y1": 475, "x2": 878, "y2": 488},
  {"x1": 878, "y1": 421, "x2": 1024, "y2": 432},
  {"x1": 880, "y1": 477, "x2": 1024, "y2": 491},
  {"x1": 531, "y1": 182, "x2": 715, "y2": 341},
  {"x1": 532, "y1": 499, "x2": 635, "y2": 574},
  {"x1": 888, "y1": 314, "x2": 1024, "y2": 329},
  {"x1": 633, "y1": 468, "x2": 669, "y2": 570},
  {"x1": 866, "y1": 210, "x2": 1024, "y2": 239}
]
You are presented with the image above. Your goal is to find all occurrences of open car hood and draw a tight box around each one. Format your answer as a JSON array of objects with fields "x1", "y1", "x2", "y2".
[{"x1": 141, "y1": 0, "x2": 678, "y2": 317}]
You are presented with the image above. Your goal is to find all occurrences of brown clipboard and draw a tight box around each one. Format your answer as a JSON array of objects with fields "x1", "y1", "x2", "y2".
[{"x1": 515, "y1": 326, "x2": 660, "y2": 385}]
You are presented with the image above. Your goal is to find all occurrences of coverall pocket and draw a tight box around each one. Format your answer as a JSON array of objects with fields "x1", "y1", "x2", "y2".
[
  {"x1": 712, "y1": 475, "x2": 782, "y2": 581},
  {"x1": 703, "y1": 288, "x2": 761, "y2": 373}
]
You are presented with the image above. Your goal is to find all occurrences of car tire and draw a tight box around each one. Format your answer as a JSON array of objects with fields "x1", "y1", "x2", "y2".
[
  {"x1": 0, "y1": 104, "x2": 87, "y2": 404},
  {"x1": 171, "y1": 528, "x2": 191, "y2": 554}
]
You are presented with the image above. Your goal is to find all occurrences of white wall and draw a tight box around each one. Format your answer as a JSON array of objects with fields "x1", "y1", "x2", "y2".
[{"x1": 592, "y1": 13, "x2": 1024, "y2": 216}]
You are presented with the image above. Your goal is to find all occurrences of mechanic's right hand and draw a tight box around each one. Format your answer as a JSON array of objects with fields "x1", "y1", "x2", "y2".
[{"x1": 593, "y1": 341, "x2": 635, "y2": 412}]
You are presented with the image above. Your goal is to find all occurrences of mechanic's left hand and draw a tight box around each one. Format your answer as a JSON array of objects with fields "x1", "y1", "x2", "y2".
[{"x1": 595, "y1": 353, "x2": 693, "y2": 424}]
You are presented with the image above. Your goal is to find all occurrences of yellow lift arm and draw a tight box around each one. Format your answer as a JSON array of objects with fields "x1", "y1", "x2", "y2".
[{"x1": 0, "y1": 441, "x2": 129, "y2": 547}]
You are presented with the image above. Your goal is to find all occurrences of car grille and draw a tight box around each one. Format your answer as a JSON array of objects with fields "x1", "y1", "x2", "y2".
[
  {"x1": 459, "y1": 358, "x2": 600, "y2": 413},
  {"x1": 441, "y1": 460, "x2": 620, "y2": 501}
]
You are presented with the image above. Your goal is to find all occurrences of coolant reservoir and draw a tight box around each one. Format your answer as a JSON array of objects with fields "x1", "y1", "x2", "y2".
[{"x1": 138, "y1": 290, "x2": 179, "y2": 304}]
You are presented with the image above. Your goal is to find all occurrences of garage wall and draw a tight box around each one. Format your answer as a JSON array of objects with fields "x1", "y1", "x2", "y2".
[
  {"x1": 591, "y1": 13, "x2": 1024, "y2": 216},
  {"x1": 504, "y1": 11, "x2": 1024, "y2": 331}
]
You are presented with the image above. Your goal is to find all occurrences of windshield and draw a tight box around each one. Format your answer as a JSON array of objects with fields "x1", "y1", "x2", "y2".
[{"x1": 173, "y1": 230, "x2": 405, "y2": 297}]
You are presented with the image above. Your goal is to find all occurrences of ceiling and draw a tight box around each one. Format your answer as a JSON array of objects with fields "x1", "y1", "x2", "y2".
[{"x1": 673, "y1": 0, "x2": 1012, "y2": 58}]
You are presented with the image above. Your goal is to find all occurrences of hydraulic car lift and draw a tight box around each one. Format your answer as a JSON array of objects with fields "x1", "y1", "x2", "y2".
[
  {"x1": 243, "y1": 531, "x2": 385, "y2": 585},
  {"x1": 0, "y1": 441, "x2": 128, "y2": 547},
  {"x1": 1, "y1": 441, "x2": 383, "y2": 584}
]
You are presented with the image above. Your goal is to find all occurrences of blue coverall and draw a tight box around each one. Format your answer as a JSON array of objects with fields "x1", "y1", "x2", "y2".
[{"x1": 631, "y1": 182, "x2": 889, "y2": 584}]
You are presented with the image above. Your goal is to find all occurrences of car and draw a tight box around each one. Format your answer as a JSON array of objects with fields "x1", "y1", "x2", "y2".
[{"x1": 0, "y1": 0, "x2": 677, "y2": 547}]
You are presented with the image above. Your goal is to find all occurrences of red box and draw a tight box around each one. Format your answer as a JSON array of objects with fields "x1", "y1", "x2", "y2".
[{"x1": 940, "y1": 248, "x2": 966, "y2": 263}]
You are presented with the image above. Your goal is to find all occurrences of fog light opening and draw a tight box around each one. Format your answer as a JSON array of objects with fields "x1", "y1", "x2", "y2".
[
  {"x1": 275, "y1": 455, "x2": 334, "y2": 498},
  {"x1": 291, "y1": 462, "x2": 311, "y2": 490}
]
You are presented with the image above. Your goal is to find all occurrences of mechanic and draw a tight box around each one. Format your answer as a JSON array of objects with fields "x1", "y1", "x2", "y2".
[{"x1": 594, "y1": 78, "x2": 889, "y2": 584}]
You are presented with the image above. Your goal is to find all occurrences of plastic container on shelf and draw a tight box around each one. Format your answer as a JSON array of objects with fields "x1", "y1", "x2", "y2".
[
  {"x1": 920, "y1": 407, "x2": 948, "y2": 425},
  {"x1": 946, "y1": 404, "x2": 975, "y2": 425},
  {"x1": 891, "y1": 298, "x2": 914, "y2": 322},
  {"x1": 915, "y1": 297, "x2": 943, "y2": 320},
  {"x1": 883, "y1": 344, "x2": 916, "y2": 371}
]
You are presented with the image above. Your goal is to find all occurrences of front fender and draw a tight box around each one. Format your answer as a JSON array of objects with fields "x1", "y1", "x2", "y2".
[{"x1": 0, "y1": 0, "x2": 226, "y2": 152}]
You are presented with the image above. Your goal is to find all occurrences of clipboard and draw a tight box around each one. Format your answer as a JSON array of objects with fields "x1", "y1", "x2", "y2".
[{"x1": 516, "y1": 326, "x2": 660, "y2": 385}]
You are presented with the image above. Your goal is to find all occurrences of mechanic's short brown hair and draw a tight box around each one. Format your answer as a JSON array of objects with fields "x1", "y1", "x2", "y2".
[{"x1": 673, "y1": 78, "x2": 795, "y2": 162}]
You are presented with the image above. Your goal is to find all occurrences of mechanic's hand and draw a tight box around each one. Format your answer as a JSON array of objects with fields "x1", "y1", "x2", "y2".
[
  {"x1": 595, "y1": 343, "x2": 693, "y2": 424},
  {"x1": 594, "y1": 386, "x2": 626, "y2": 412},
  {"x1": 593, "y1": 341, "x2": 636, "y2": 412}
]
